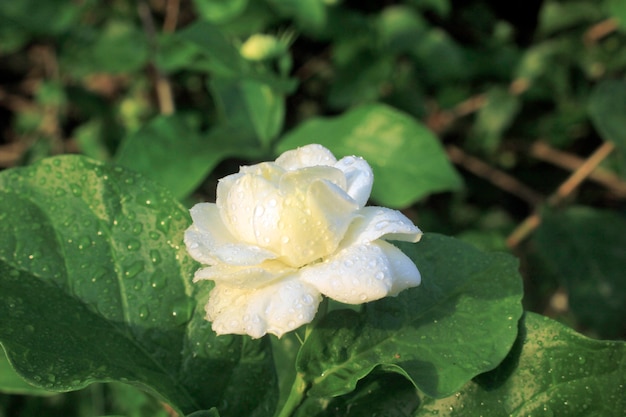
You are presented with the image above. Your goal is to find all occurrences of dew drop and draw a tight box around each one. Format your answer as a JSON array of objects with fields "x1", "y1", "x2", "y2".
[
  {"x1": 138, "y1": 305, "x2": 150, "y2": 319},
  {"x1": 254, "y1": 205, "x2": 265, "y2": 217},
  {"x1": 268, "y1": 199, "x2": 277, "y2": 207},
  {"x1": 149, "y1": 250, "x2": 162, "y2": 264},
  {"x1": 124, "y1": 261, "x2": 144, "y2": 279},
  {"x1": 126, "y1": 239, "x2": 141, "y2": 251},
  {"x1": 375, "y1": 271, "x2": 385, "y2": 280},
  {"x1": 375, "y1": 220, "x2": 389, "y2": 230},
  {"x1": 70, "y1": 183, "x2": 82, "y2": 197},
  {"x1": 281, "y1": 236, "x2": 290, "y2": 244}
]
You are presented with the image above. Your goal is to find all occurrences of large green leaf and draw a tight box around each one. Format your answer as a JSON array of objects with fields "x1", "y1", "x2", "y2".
[
  {"x1": 417, "y1": 312, "x2": 626, "y2": 416},
  {"x1": 534, "y1": 206, "x2": 626, "y2": 338},
  {"x1": 297, "y1": 234, "x2": 523, "y2": 398},
  {"x1": 0, "y1": 156, "x2": 277, "y2": 416},
  {"x1": 115, "y1": 115, "x2": 246, "y2": 200},
  {"x1": 277, "y1": 104, "x2": 463, "y2": 208}
]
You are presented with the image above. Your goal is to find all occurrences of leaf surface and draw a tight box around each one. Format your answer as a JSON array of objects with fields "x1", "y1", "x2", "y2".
[
  {"x1": 0, "y1": 156, "x2": 276, "y2": 416},
  {"x1": 297, "y1": 234, "x2": 523, "y2": 398},
  {"x1": 277, "y1": 104, "x2": 463, "y2": 207},
  {"x1": 417, "y1": 313, "x2": 626, "y2": 416}
]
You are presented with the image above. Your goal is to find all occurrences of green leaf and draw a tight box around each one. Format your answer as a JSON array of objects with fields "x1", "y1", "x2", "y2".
[
  {"x1": 409, "y1": 28, "x2": 466, "y2": 85},
  {"x1": 588, "y1": 79, "x2": 626, "y2": 151},
  {"x1": 0, "y1": 156, "x2": 277, "y2": 416},
  {"x1": 277, "y1": 104, "x2": 463, "y2": 208},
  {"x1": 0, "y1": 348, "x2": 54, "y2": 395},
  {"x1": 91, "y1": 21, "x2": 149, "y2": 74},
  {"x1": 297, "y1": 234, "x2": 523, "y2": 398},
  {"x1": 417, "y1": 312, "x2": 626, "y2": 416},
  {"x1": 193, "y1": 0, "x2": 248, "y2": 23},
  {"x1": 176, "y1": 21, "x2": 246, "y2": 76},
  {"x1": 210, "y1": 78, "x2": 285, "y2": 148},
  {"x1": 266, "y1": 0, "x2": 327, "y2": 34},
  {"x1": 377, "y1": 6, "x2": 427, "y2": 54},
  {"x1": 468, "y1": 86, "x2": 521, "y2": 154},
  {"x1": 537, "y1": 1, "x2": 604, "y2": 37},
  {"x1": 188, "y1": 409, "x2": 221, "y2": 417},
  {"x1": 327, "y1": 50, "x2": 395, "y2": 109},
  {"x1": 534, "y1": 206, "x2": 626, "y2": 338},
  {"x1": 608, "y1": 0, "x2": 626, "y2": 28},
  {"x1": 0, "y1": 0, "x2": 81, "y2": 35},
  {"x1": 115, "y1": 115, "x2": 242, "y2": 200},
  {"x1": 294, "y1": 372, "x2": 420, "y2": 417}
]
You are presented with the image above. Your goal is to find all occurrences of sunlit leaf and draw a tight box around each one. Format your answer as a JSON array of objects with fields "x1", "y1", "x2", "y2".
[
  {"x1": 297, "y1": 234, "x2": 523, "y2": 398},
  {"x1": 417, "y1": 313, "x2": 626, "y2": 416},
  {"x1": 0, "y1": 157, "x2": 277, "y2": 416},
  {"x1": 277, "y1": 104, "x2": 463, "y2": 207}
]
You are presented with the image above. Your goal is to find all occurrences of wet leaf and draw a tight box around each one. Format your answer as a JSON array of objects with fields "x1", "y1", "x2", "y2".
[
  {"x1": 297, "y1": 234, "x2": 523, "y2": 398},
  {"x1": 277, "y1": 104, "x2": 463, "y2": 208},
  {"x1": 417, "y1": 313, "x2": 626, "y2": 416},
  {"x1": 0, "y1": 156, "x2": 277, "y2": 416}
]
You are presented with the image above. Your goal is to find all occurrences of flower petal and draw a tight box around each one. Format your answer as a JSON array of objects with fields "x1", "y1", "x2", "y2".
[
  {"x1": 275, "y1": 144, "x2": 337, "y2": 170},
  {"x1": 334, "y1": 155, "x2": 373, "y2": 208},
  {"x1": 341, "y1": 206, "x2": 422, "y2": 248},
  {"x1": 299, "y1": 240, "x2": 420, "y2": 304},
  {"x1": 184, "y1": 203, "x2": 277, "y2": 266},
  {"x1": 194, "y1": 260, "x2": 295, "y2": 288},
  {"x1": 206, "y1": 278, "x2": 321, "y2": 338}
]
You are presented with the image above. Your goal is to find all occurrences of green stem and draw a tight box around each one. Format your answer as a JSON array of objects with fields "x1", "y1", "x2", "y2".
[
  {"x1": 274, "y1": 297, "x2": 328, "y2": 417},
  {"x1": 275, "y1": 372, "x2": 309, "y2": 417}
]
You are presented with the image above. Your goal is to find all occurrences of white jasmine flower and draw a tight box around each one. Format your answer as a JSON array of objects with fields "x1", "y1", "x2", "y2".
[{"x1": 185, "y1": 144, "x2": 422, "y2": 338}]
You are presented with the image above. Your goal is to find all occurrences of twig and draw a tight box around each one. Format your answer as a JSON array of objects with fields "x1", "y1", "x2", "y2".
[
  {"x1": 0, "y1": 142, "x2": 26, "y2": 167},
  {"x1": 447, "y1": 145, "x2": 544, "y2": 206},
  {"x1": 163, "y1": 0, "x2": 180, "y2": 33},
  {"x1": 584, "y1": 18, "x2": 619, "y2": 45},
  {"x1": 137, "y1": 0, "x2": 175, "y2": 115},
  {"x1": 506, "y1": 141, "x2": 616, "y2": 248},
  {"x1": 531, "y1": 141, "x2": 626, "y2": 197}
]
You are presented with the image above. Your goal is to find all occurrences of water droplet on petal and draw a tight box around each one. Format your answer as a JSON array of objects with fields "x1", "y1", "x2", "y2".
[{"x1": 375, "y1": 220, "x2": 389, "y2": 230}]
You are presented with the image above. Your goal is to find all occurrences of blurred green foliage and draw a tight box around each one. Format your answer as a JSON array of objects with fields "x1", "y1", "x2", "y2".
[{"x1": 1, "y1": 0, "x2": 625, "y2": 415}]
